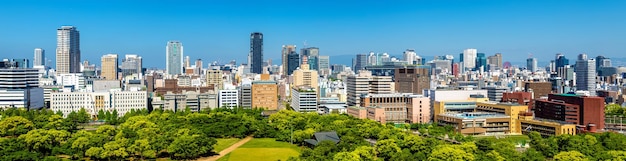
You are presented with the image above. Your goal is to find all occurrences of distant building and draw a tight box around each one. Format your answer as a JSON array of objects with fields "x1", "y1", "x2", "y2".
[
  {"x1": 394, "y1": 67, "x2": 430, "y2": 94},
  {"x1": 485, "y1": 86, "x2": 509, "y2": 102},
  {"x1": 101, "y1": 54, "x2": 118, "y2": 80},
  {"x1": 239, "y1": 84, "x2": 252, "y2": 109},
  {"x1": 287, "y1": 51, "x2": 300, "y2": 75},
  {"x1": 56, "y1": 26, "x2": 81, "y2": 74},
  {"x1": 33, "y1": 48, "x2": 45, "y2": 66},
  {"x1": 317, "y1": 55, "x2": 330, "y2": 75},
  {"x1": 120, "y1": 55, "x2": 143, "y2": 80},
  {"x1": 461, "y1": 48, "x2": 477, "y2": 70},
  {"x1": 166, "y1": 41, "x2": 183, "y2": 75},
  {"x1": 206, "y1": 69, "x2": 224, "y2": 89},
  {"x1": 292, "y1": 57, "x2": 319, "y2": 88},
  {"x1": 575, "y1": 54, "x2": 596, "y2": 95},
  {"x1": 152, "y1": 91, "x2": 216, "y2": 112},
  {"x1": 524, "y1": 82, "x2": 552, "y2": 99},
  {"x1": 526, "y1": 57, "x2": 537, "y2": 72},
  {"x1": 281, "y1": 45, "x2": 297, "y2": 76},
  {"x1": 346, "y1": 70, "x2": 392, "y2": 106},
  {"x1": 349, "y1": 93, "x2": 430, "y2": 124},
  {"x1": 487, "y1": 53, "x2": 502, "y2": 70},
  {"x1": 353, "y1": 54, "x2": 367, "y2": 71},
  {"x1": 250, "y1": 32, "x2": 263, "y2": 74}
]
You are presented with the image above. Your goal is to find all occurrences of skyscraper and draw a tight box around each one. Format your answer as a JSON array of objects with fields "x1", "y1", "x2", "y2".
[
  {"x1": 462, "y1": 48, "x2": 477, "y2": 70},
  {"x1": 555, "y1": 54, "x2": 569, "y2": 68},
  {"x1": 34, "y1": 48, "x2": 45, "y2": 66},
  {"x1": 195, "y1": 59, "x2": 203, "y2": 75},
  {"x1": 56, "y1": 26, "x2": 80, "y2": 74},
  {"x1": 250, "y1": 32, "x2": 263, "y2": 74},
  {"x1": 287, "y1": 51, "x2": 300, "y2": 75},
  {"x1": 575, "y1": 54, "x2": 596, "y2": 95},
  {"x1": 526, "y1": 57, "x2": 537, "y2": 72},
  {"x1": 487, "y1": 53, "x2": 502, "y2": 70},
  {"x1": 101, "y1": 54, "x2": 118, "y2": 80},
  {"x1": 317, "y1": 55, "x2": 330, "y2": 75},
  {"x1": 281, "y1": 45, "x2": 296, "y2": 75},
  {"x1": 353, "y1": 54, "x2": 367, "y2": 71},
  {"x1": 475, "y1": 53, "x2": 486, "y2": 71},
  {"x1": 166, "y1": 41, "x2": 183, "y2": 75}
]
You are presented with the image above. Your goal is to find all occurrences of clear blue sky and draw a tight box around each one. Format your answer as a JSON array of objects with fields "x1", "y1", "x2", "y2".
[{"x1": 0, "y1": 0, "x2": 625, "y2": 68}]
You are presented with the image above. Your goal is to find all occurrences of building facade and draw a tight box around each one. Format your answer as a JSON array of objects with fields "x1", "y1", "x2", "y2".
[
  {"x1": 56, "y1": 26, "x2": 81, "y2": 74},
  {"x1": 34, "y1": 48, "x2": 45, "y2": 66},
  {"x1": 281, "y1": 45, "x2": 296, "y2": 76},
  {"x1": 166, "y1": 41, "x2": 183, "y2": 75},
  {"x1": 101, "y1": 54, "x2": 118, "y2": 80},
  {"x1": 291, "y1": 86, "x2": 317, "y2": 112},
  {"x1": 218, "y1": 89, "x2": 239, "y2": 108},
  {"x1": 575, "y1": 54, "x2": 596, "y2": 95},
  {"x1": 250, "y1": 32, "x2": 263, "y2": 74},
  {"x1": 0, "y1": 68, "x2": 44, "y2": 109},
  {"x1": 206, "y1": 69, "x2": 224, "y2": 89},
  {"x1": 394, "y1": 67, "x2": 429, "y2": 94},
  {"x1": 251, "y1": 79, "x2": 278, "y2": 110},
  {"x1": 51, "y1": 90, "x2": 146, "y2": 117}
]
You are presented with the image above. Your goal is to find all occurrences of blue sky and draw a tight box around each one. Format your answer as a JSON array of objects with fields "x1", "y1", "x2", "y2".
[{"x1": 0, "y1": 0, "x2": 625, "y2": 68}]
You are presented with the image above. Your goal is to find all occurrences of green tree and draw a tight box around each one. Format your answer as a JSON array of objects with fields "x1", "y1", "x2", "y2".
[
  {"x1": 333, "y1": 152, "x2": 360, "y2": 161},
  {"x1": 0, "y1": 116, "x2": 34, "y2": 136},
  {"x1": 351, "y1": 146, "x2": 378, "y2": 161},
  {"x1": 605, "y1": 104, "x2": 623, "y2": 115},
  {"x1": 85, "y1": 147, "x2": 105, "y2": 160},
  {"x1": 428, "y1": 145, "x2": 474, "y2": 161},
  {"x1": 375, "y1": 139, "x2": 401, "y2": 160},
  {"x1": 554, "y1": 151, "x2": 587, "y2": 161},
  {"x1": 19, "y1": 129, "x2": 70, "y2": 155},
  {"x1": 521, "y1": 148, "x2": 545, "y2": 161},
  {"x1": 128, "y1": 139, "x2": 156, "y2": 159},
  {"x1": 484, "y1": 150, "x2": 506, "y2": 161},
  {"x1": 167, "y1": 129, "x2": 216, "y2": 159}
]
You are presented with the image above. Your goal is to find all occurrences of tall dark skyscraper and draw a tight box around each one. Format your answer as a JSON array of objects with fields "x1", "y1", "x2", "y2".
[
  {"x1": 287, "y1": 51, "x2": 300, "y2": 75},
  {"x1": 353, "y1": 54, "x2": 367, "y2": 71},
  {"x1": 250, "y1": 32, "x2": 263, "y2": 74},
  {"x1": 555, "y1": 53, "x2": 569, "y2": 68},
  {"x1": 475, "y1": 53, "x2": 486, "y2": 71}
]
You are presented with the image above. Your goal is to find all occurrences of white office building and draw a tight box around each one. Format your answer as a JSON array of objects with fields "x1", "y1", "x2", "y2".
[
  {"x1": 50, "y1": 90, "x2": 147, "y2": 117},
  {"x1": 291, "y1": 86, "x2": 318, "y2": 112},
  {"x1": 463, "y1": 48, "x2": 477, "y2": 69},
  {"x1": 0, "y1": 68, "x2": 44, "y2": 109},
  {"x1": 218, "y1": 89, "x2": 239, "y2": 108}
]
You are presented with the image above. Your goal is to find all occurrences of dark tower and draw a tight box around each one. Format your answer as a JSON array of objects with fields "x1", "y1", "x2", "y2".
[{"x1": 250, "y1": 32, "x2": 263, "y2": 74}]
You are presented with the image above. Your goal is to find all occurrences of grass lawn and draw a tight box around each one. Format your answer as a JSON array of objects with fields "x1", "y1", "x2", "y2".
[
  {"x1": 476, "y1": 135, "x2": 530, "y2": 144},
  {"x1": 219, "y1": 138, "x2": 301, "y2": 161},
  {"x1": 214, "y1": 138, "x2": 242, "y2": 152}
]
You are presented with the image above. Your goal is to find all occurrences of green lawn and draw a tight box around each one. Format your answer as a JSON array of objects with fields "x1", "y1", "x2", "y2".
[
  {"x1": 219, "y1": 138, "x2": 301, "y2": 161},
  {"x1": 214, "y1": 138, "x2": 242, "y2": 152}
]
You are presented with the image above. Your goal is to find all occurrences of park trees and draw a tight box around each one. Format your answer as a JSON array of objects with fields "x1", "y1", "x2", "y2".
[{"x1": 0, "y1": 116, "x2": 34, "y2": 136}]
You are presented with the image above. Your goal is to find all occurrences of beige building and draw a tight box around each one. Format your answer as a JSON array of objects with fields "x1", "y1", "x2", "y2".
[
  {"x1": 101, "y1": 54, "x2": 118, "y2": 80},
  {"x1": 346, "y1": 70, "x2": 392, "y2": 106},
  {"x1": 151, "y1": 91, "x2": 217, "y2": 112},
  {"x1": 292, "y1": 57, "x2": 319, "y2": 88},
  {"x1": 206, "y1": 69, "x2": 224, "y2": 89},
  {"x1": 252, "y1": 74, "x2": 278, "y2": 110}
]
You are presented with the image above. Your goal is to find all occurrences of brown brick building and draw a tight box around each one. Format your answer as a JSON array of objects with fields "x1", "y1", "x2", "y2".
[
  {"x1": 394, "y1": 67, "x2": 430, "y2": 94},
  {"x1": 533, "y1": 94, "x2": 605, "y2": 129},
  {"x1": 524, "y1": 82, "x2": 552, "y2": 99}
]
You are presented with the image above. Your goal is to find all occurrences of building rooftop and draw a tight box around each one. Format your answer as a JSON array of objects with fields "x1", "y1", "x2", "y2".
[{"x1": 364, "y1": 93, "x2": 424, "y2": 98}]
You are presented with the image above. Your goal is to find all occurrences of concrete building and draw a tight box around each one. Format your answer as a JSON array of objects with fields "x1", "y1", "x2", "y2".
[
  {"x1": 348, "y1": 93, "x2": 430, "y2": 124},
  {"x1": 292, "y1": 57, "x2": 319, "y2": 89},
  {"x1": 318, "y1": 55, "x2": 330, "y2": 75},
  {"x1": 51, "y1": 90, "x2": 147, "y2": 117},
  {"x1": 526, "y1": 57, "x2": 538, "y2": 72},
  {"x1": 218, "y1": 89, "x2": 239, "y2": 108},
  {"x1": 152, "y1": 91, "x2": 216, "y2": 112},
  {"x1": 101, "y1": 54, "x2": 118, "y2": 80},
  {"x1": 353, "y1": 54, "x2": 367, "y2": 71},
  {"x1": 519, "y1": 113, "x2": 577, "y2": 137},
  {"x1": 120, "y1": 55, "x2": 142, "y2": 80},
  {"x1": 251, "y1": 75, "x2": 278, "y2": 110},
  {"x1": 56, "y1": 26, "x2": 81, "y2": 74},
  {"x1": 461, "y1": 48, "x2": 477, "y2": 70},
  {"x1": 502, "y1": 91, "x2": 532, "y2": 106},
  {"x1": 318, "y1": 97, "x2": 347, "y2": 114},
  {"x1": 437, "y1": 112, "x2": 512, "y2": 135},
  {"x1": 0, "y1": 67, "x2": 44, "y2": 109},
  {"x1": 166, "y1": 41, "x2": 183, "y2": 75},
  {"x1": 206, "y1": 69, "x2": 224, "y2": 89},
  {"x1": 524, "y1": 82, "x2": 552, "y2": 99},
  {"x1": 533, "y1": 94, "x2": 605, "y2": 129},
  {"x1": 239, "y1": 84, "x2": 252, "y2": 109},
  {"x1": 485, "y1": 86, "x2": 508, "y2": 102},
  {"x1": 394, "y1": 67, "x2": 430, "y2": 94},
  {"x1": 403, "y1": 49, "x2": 418, "y2": 65},
  {"x1": 487, "y1": 53, "x2": 502, "y2": 70},
  {"x1": 575, "y1": 54, "x2": 596, "y2": 95},
  {"x1": 346, "y1": 70, "x2": 393, "y2": 106},
  {"x1": 291, "y1": 86, "x2": 317, "y2": 112}
]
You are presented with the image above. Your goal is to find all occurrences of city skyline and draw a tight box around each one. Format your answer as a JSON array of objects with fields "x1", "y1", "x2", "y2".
[{"x1": 1, "y1": 1, "x2": 625, "y2": 68}]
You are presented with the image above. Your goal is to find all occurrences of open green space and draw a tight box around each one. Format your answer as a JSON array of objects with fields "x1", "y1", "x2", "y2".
[
  {"x1": 218, "y1": 138, "x2": 301, "y2": 161},
  {"x1": 214, "y1": 138, "x2": 242, "y2": 152}
]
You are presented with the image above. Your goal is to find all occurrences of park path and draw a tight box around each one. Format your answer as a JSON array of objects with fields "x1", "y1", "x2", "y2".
[{"x1": 197, "y1": 136, "x2": 254, "y2": 161}]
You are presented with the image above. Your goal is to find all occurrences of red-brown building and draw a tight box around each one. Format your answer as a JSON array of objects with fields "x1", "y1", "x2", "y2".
[
  {"x1": 502, "y1": 91, "x2": 533, "y2": 110},
  {"x1": 533, "y1": 94, "x2": 605, "y2": 129},
  {"x1": 524, "y1": 82, "x2": 552, "y2": 99},
  {"x1": 154, "y1": 79, "x2": 214, "y2": 96}
]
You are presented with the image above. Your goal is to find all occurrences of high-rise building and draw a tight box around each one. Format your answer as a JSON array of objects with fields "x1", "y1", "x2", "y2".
[
  {"x1": 526, "y1": 57, "x2": 537, "y2": 72},
  {"x1": 120, "y1": 55, "x2": 142, "y2": 79},
  {"x1": 195, "y1": 59, "x2": 203, "y2": 75},
  {"x1": 250, "y1": 32, "x2": 263, "y2": 74},
  {"x1": 100, "y1": 54, "x2": 118, "y2": 80},
  {"x1": 281, "y1": 45, "x2": 296, "y2": 75},
  {"x1": 575, "y1": 54, "x2": 596, "y2": 95},
  {"x1": 475, "y1": 53, "x2": 486, "y2": 71},
  {"x1": 308, "y1": 56, "x2": 319, "y2": 70},
  {"x1": 184, "y1": 56, "x2": 191, "y2": 69},
  {"x1": 462, "y1": 48, "x2": 477, "y2": 69},
  {"x1": 487, "y1": 53, "x2": 503, "y2": 70},
  {"x1": 34, "y1": 48, "x2": 45, "y2": 66},
  {"x1": 318, "y1": 55, "x2": 330, "y2": 75},
  {"x1": 555, "y1": 54, "x2": 569, "y2": 68},
  {"x1": 301, "y1": 47, "x2": 319, "y2": 58},
  {"x1": 394, "y1": 67, "x2": 430, "y2": 94},
  {"x1": 403, "y1": 49, "x2": 418, "y2": 64},
  {"x1": 166, "y1": 41, "x2": 183, "y2": 75},
  {"x1": 596, "y1": 55, "x2": 611, "y2": 72},
  {"x1": 56, "y1": 26, "x2": 81, "y2": 74},
  {"x1": 353, "y1": 54, "x2": 367, "y2": 71},
  {"x1": 367, "y1": 52, "x2": 377, "y2": 66},
  {"x1": 346, "y1": 70, "x2": 392, "y2": 106},
  {"x1": 292, "y1": 57, "x2": 319, "y2": 88},
  {"x1": 287, "y1": 51, "x2": 300, "y2": 75}
]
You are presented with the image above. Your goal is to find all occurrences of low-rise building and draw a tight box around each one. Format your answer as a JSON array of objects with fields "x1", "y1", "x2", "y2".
[
  {"x1": 51, "y1": 90, "x2": 147, "y2": 117},
  {"x1": 519, "y1": 113, "x2": 577, "y2": 137},
  {"x1": 349, "y1": 93, "x2": 430, "y2": 124},
  {"x1": 151, "y1": 91, "x2": 217, "y2": 112},
  {"x1": 291, "y1": 86, "x2": 317, "y2": 112},
  {"x1": 218, "y1": 90, "x2": 239, "y2": 108},
  {"x1": 437, "y1": 112, "x2": 512, "y2": 135}
]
